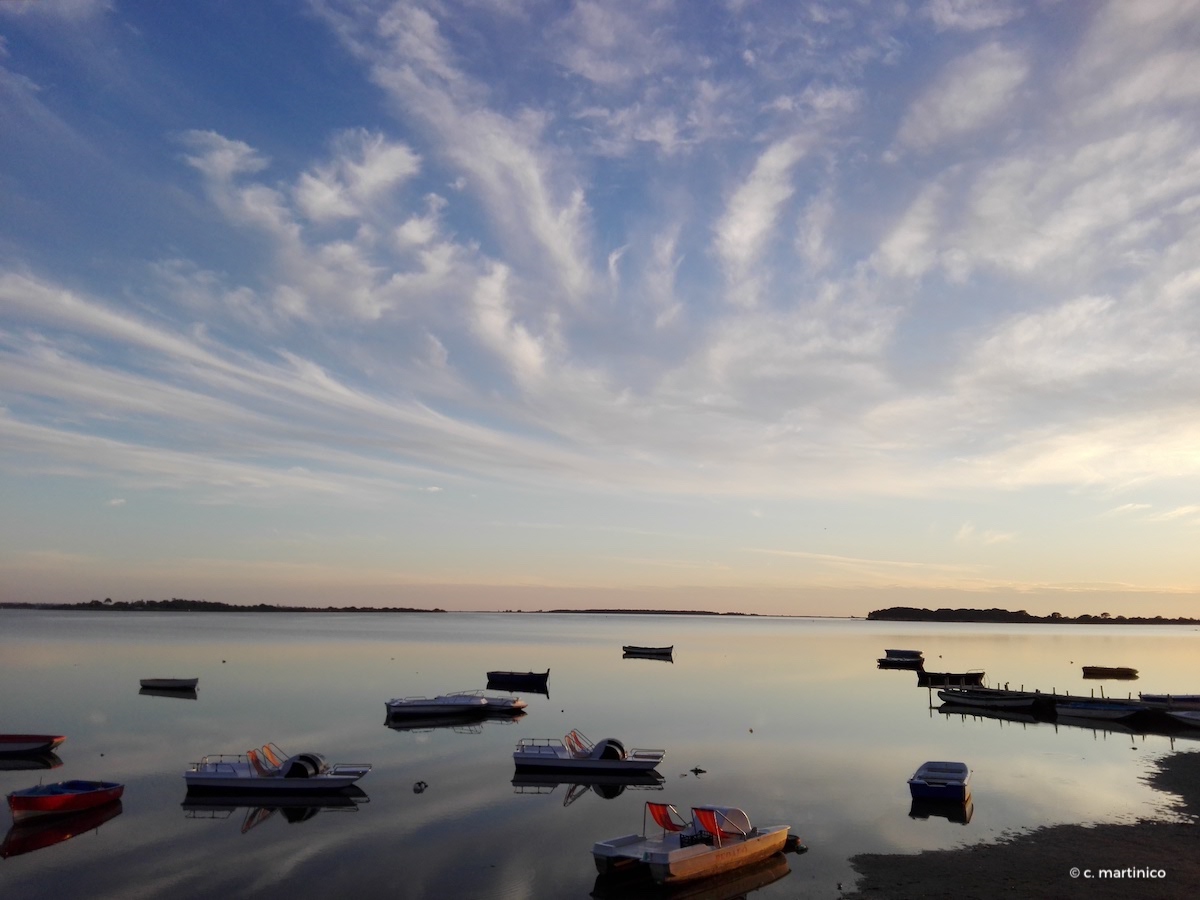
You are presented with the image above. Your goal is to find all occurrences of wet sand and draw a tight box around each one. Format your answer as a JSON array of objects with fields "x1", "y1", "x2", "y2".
[{"x1": 842, "y1": 750, "x2": 1200, "y2": 899}]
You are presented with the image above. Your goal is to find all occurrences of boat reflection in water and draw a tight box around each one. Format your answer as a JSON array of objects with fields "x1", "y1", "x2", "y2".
[
  {"x1": 591, "y1": 850, "x2": 790, "y2": 900},
  {"x1": 385, "y1": 710, "x2": 526, "y2": 734},
  {"x1": 181, "y1": 787, "x2": 369, "y2": 833},
  {"x1": 909, "y1": 796, "x2": 974, "y2": 825},
  {"x1": 0, "y1": 752, "x2": 63, "y2": 772},
  {"x1": 0, "y1": 799, "x2": 123, "y2": 859},
  {"x1": 513, "y1": 770, "x2": 665, "y2": 804},
  {"x1": 139, "y1": 686, "x2": 199, "y2": 700}
]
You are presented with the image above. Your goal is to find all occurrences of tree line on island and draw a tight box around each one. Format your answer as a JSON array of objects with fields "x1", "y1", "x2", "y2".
[
  {"x1": 0, "y1": 598, "x2": 445, "y2": 613},
  {"x1": 868, "y1": 606, "x2": 1200, "y2": 625}
]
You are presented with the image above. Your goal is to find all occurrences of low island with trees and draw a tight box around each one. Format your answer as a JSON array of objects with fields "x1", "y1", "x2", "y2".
[{"x1": 868, "y1": 606, "x2": 1200, "y2": 625}]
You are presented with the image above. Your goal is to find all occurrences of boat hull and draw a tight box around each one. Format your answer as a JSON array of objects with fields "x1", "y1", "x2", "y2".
[
  {"x1": 7, "y1": 781, "x2": 125, "y2": 822},
  {"x1": 650, "y1": 828, "x2": 789, "y2": 884},
  {"x1": 0, "y1": 735, "x2": 66, "y2": 756},
  {"x1": 1081, "y1": 667, "x2": 1138, "y2": 680},
  {"x1": 1140, "y1": 694, "x2": 1200, "y2": 710},
  {"x1": 594, "y1": 826, "x2": 790, "y2": 884},
  {"x1": 908, "y1": 762, "x2": 970, "y2": 802},
  {"x1": 184, "y1": 772, "x2": 368, "y2": 792},
  {"x1": 139, "y1": 678, "x2": 199, "y2": 690},
  {"x1": 486, "y1": 670, "x2": 549, "y2": 688},
  {"x1": 184, "y1": 753, "x2": 371, "y2": 793},
  {"x1": 936, "y1": 689, "x2": 1043, "y2": 709}
]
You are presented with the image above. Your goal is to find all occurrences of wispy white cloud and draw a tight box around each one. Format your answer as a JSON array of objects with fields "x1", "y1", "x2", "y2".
[
  {"x1": 714, "y1": 136, "x2": 810, "y2": 306},
  {"x1": 896, "y1": 42, "x2": 1029, "y2": 152},
  {"x1": 923, "y1": 0, "x2": 1024, "y2": 32},
  {"x1": 954, "y1": 522, "x2": 1015, "y2": 545}
]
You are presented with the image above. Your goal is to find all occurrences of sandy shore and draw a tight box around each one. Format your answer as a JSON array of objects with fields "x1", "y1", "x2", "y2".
[{"x1": 842, "y1": 750, "x2": 1200, "y2": 899}]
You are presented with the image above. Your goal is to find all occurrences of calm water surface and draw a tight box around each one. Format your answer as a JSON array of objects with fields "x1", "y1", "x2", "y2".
[{"x1": 2, "y1": 611, "x2": 1198, "y2": 898}]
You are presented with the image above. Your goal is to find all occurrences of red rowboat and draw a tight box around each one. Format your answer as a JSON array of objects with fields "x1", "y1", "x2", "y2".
[
  {"x1": 7, "y1": 780, "x2": 125, "y2": 822},
  {"x1": 0, "y1": 735, "x2": 66, "y2": 756}
]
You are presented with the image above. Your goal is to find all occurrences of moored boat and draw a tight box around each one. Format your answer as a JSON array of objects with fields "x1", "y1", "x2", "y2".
[
  {"x1": 622, "y1": 645, "x2": 674, "y2": 660},
  {"x1": 384, "y1": 690, "x2": 526, "y2": 718},
  {"x1": 514, "y1": 729, "x2": 664, "y2": 772},
  {"x1": 184, "y1": 743, "x2": 370, "y2": 792},
  {"x1": 0, "y1": 735, "x2": 66, "y2": 756},
  {"x1": 6, "y1": 780, "x2": 125, "y2": 822},
  {"x1": 1082, "y1": 666, "x2": 1138, "y2": 680},
  {"x1": 1139, "y1": 694, "x2": 1200, "y2": 710},
  {"x1": 485, "y1": 669, "x2": 549, "y2": 691},
  {"x1": 139, "y1": 677, "x2": 199, "y2": 690},
  {"x1": 936, "y1": 687, "x2": 1044, "y2": 710},
  {"x1": 908, "y1": 761, "x2": 970, "y2": 802},
  {"x1": 593, "y1": 801, "x2": 792, "y2": 884}
]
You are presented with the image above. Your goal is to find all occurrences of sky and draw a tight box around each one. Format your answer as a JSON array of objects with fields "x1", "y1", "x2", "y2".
[{"x1": 2, "y1": 0, "x2": 1199, "y2": 617}]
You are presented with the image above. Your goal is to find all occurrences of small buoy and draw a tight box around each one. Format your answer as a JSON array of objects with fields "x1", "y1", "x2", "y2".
[
  {"x1": 413, "y1": 780, "x2": 428, "y2": 794},
  {"x1": 748, "y1": 728, "x2": 753, "y2": 733}
]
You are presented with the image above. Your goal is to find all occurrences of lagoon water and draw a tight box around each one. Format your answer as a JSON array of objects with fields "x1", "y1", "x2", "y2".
[{"x1": 1, "y1": 610, "x2": 1198, "y2": 899}]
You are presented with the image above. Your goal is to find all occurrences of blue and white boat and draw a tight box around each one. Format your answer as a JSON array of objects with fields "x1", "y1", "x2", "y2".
[{"x1": 908, "y1": 761, "x2": 970, "y2": 802}]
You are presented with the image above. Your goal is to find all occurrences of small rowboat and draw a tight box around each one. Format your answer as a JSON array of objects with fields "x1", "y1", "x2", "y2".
[
  {"x1": 7, "y1": 780, "x2": 125, "y2": 822},
  {"x1": 908, "y1": 761, "x2": 970, "y2": 802},
  {"x1": 0, "y1": 735, "x2": 66, "y2": 756},
  {"x1": 486, "y1": 670, "x2": 549, "y2": 691},
  {"x1": 622, "y1": 645, "x2": 674, "y2": 660},
  {"x1": 1081, "y1": 666, "x2": 1137, "y2": 680},
  {"x1": 139, "y1": 678, "x2": 199, "y2": 690}
]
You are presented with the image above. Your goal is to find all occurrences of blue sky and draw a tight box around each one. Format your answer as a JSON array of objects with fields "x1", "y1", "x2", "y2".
[{"x1": 2, "y1": 0, "x2": 1199, "y2": 615}]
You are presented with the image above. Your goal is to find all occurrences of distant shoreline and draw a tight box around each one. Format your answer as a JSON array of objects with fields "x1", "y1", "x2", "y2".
[
  {"x1": 868, "y1": 606, "x2": 1200, "y2": 626},
  {"x1": 0, "y1": 600, "x2": 836, "y2": 616}
]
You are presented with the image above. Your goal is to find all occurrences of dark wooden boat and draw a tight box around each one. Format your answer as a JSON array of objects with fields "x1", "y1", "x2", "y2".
[
  {"x1": 1082, "y1": 666, "x2": 1138, "y2": 680},
  {"x1": 140, "y1": 677, "x2": 199, "y2": 690},
  {"x1": 486, "y1": 670, "x2": 550, "y2": 692},
  {"x1": 622, "y1": 645, "x2": 674, "y2": 661}
]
